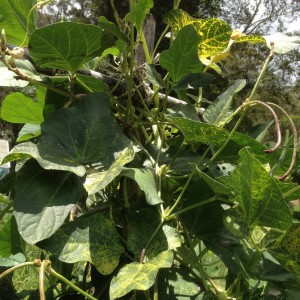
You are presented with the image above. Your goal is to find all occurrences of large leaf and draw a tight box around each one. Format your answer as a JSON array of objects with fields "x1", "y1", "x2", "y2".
[
  {"x1": 160, "y1": 25, "x2": 203, "y2": 82},
  {"x1": 109, "y1": 250, "x2": 173, "y2": 299},
  {"x1": 28, "y1": 22, "x2": 115, "y2": 73},
  {"x1": 0, "y1": 0, "x2": 36, "y2": 45},
  {"x1": 194, "y1": 18, "x2": 232, "y2": 58},
  {"x1": 14, "y1": 160, "x2": 85, "y2": 244},
  {"x1": 37, "y1": 92, "x2": 130, "y2": 168},
  {"x1": 163, "y1": 9, "x2": 195, "y2": 33},
  {"x1": 134, "y1": 0, "x2": 154, "y2": 33},
  {"x1": 40, "y1": 213, "x2": 124, "y2": 275},
  {"x1": 219, "y1": 148, "x2": 292, "y2": 230},
  {"x1": 1, "y1": 92, "x2": 44, "y2": 124},
  {"x1": 121, "y1": 168, "x2": 163, "y2": 205},
  {"x1": 84, "y1": 146, "x2": 135, "y2": 195},
  {"x1": 203, "y1": 79, "x2": 246, "y2": 126},
  {"x1": 127, "y1": 209, "x2": 181, "y2": 260},
  {"x1": 1, "y1": 142, "x2": 86, "y2": 177}
]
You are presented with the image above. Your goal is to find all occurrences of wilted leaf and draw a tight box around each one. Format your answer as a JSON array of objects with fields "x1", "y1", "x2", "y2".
[
  {"x1": 14, "y1": 160, "x2": 86, "y2": 244},
  {"x1": 109, "y1": 250, "x2": 173, "y2": 299},
  {"x1": 160, "y1": 25, "x2": 203, "y2": 82},
  {"x1": 263, "y1": 32, "x2": 300, "y2": 54},
  {"x1": 41, "y1": 213, "x2": 124, "y2": 275}
]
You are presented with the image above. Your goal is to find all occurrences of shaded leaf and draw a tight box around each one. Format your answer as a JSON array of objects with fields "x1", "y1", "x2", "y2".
[
  {"x1": 263, "y1": 32, "x2": 300, "y2": 54},
  {"x1": 75, "y1": 74, "x2": 109, "y2": 93},
  {"x1": 0, "y1": 253, "x2": 26, "y2": 267},
  {"x1": 134, "y1": 0, "x2": 154, "y2": 33},
  {"x1": 160, "y1": 25, "x2": 202, "y2": 82},
  {"x1": 29, "y1": 22, "x2": 115, "y2": 73},
  {"x1": 219, "y1": 148, "x2": 292, "y2": 230},
  {"x1": 37, "y1": 93, "x2": 130, "y2": 169},
  {"x1": 109, "y1": 250, "x2": 173, "y2": 299},
  {"x1": 127, "y1": 209, "x2": 181, "y2": 260},
  {"x1": 203, "y1": 79, "x2": 246, "y2": 126},
  {"x1": 145, "y1": 64, "x2": 166, "y2": 88},
  {"x1": 172, "y1": 72, "x2": 215, "y2": 91},
  {"x1": 41, "y1": 213, "x2": 124, "y2": 275},
  {"x1": 14, "y1": 160, "x2": 85, "y2": 244},
  {"x1": 0, "y1": 0, "x2": 35, "y2": 45},
  {"x1": 84, "y1": 146, "x2": 135, "y2": 195},
  {"x1": 121, "y1": 168, "x2": 163, "y2": 205},
  {"x1": 167, "y1": 104, "x2": 199, "y2": 121},
  {"x1": 1, "y1": 141, "x2": 86, "y2": 177},
  {"x1": 1, "y1": 92, "x2": 44, "y2": 124}
]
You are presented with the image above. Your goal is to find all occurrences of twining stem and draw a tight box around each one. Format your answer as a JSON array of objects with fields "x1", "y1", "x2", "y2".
[
  {"x1": 39, "y1": 260, "x2": 50, "y2": 300},
  {"x1": 47, "y1": 266, "x2": 97, "y2": 300},
  {"x1": 0, "y1": 262, "x2": 37, "y2": 281}
]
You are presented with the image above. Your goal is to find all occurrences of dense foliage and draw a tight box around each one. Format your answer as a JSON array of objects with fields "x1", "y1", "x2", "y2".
[{"x1": 0, "y1": 0, "x2": 300, "y2": 299}]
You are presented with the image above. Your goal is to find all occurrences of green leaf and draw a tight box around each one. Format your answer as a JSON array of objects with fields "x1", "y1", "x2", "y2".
[
  {"x1": 194, "y1": 18, "x2": 232, "y2": 58},
  {"x1": 263, "y1": 32, "x2": 300, "y2": 54},
  {"x1": 0, "y1": 253, "x2": 26, "y2": 267},
  {"x1": 121, "y1": 168, "x2": 163, "y2": 205},
  {"x1": 1, "y1": 92, "x2": 44, "y2": 124},
  {"x1": 28, "y1": 22, "x2": 115, "y2": 73},
  {"x1": 172, "y1": 72, "x2": 215, "y2": 91},
  {"x1": 145, "y1": 64, "x2": 166, "y2": 89},
  {"x1": 133, "y1": 0, "x2": 154, "y2": 33},
  {"x1": 0, "y1": 217, "x2": 22, "y2": 257},
  {"x1": 163, "y1": 9, "x2": 195, "y2": 33},
  {"x1": 84, "y1": 146, "x2": 135, "y2": 195},
  {"x1": 160, "y1": 25, "x2": 202, "y2": 82},
  {"x1": 219, "y1": 148, "x2": 292, "y2": 230},
  {"x1": 17, "y1": 124, "x2": 41, "y2": 142},
  {"x1": 167, "y1": 104, "x2": 199, "y2": 121},
  {"x1": 127, "y1": 209, "x2": 181, "y2": 260},
  {"x1": 37, "y1": 92, "x2": 130, "y2": 168},
  {"x1": 1, "y1": 141, "x2": 86, "y2": 177},
  {"x1": 0, "y1": 0, "x2": 35, "y2": 45},
  {"x1": 98, "y1": 16, "x2": 129, "y2": 43},
  {"x1": 40, "y1": 213, "x2": 124, "y2": 275},
  {"x1": 14, "y1": 160, "x2": 86, "y2": 244},
  {"x1": 203, "y1": 80, "x2": 246, "y2": 126},
  {"x1": 75, "y1": 74, "x2": 109, "y2": 93},
  {"x1": 109, "y1": 250, "x2": 173, "y2": 299}
]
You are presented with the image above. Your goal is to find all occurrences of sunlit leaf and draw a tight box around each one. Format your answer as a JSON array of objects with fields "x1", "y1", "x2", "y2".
[
  {"x1": 109, "y1": 250, "x2": 173, "y2": 299},
  {"x1": 14, "y1": 160, "x2": 85, "y2": 244},
  {"x1": 41, "y1": 213, "x2": 124, "y2": 275},
  {"x1": 17, "y1": 124, "x2": 41, "y2": 142},
  {"x1": 134, "y1": 0, "x2": 154, "y2": 33},
  {"x1": 1, "y1": 92, "x2": 44, "y2": 124},
  {"x1": 0, "y1": 0, "x2": 35, "y2": 45},
  {"x1": 160, "y1": 25, "x2": 202, "y2": 82},
  {"x1": 204, "y1": 79, "x2": 246, "y2": 126},
  {"x1": 121, "y1": 168, "x2": 163, "y2": 205},
  {"x1": 219, "y1": 148, "x2": 292, "y2": 230},
  {"x1": 84, "y1": 145, "x2": 135, "y2": 195},
  {"x1": 233, "y1": 35, "x2": 266, "y2": 45},
  {"x1": 29, "y1": 22, "x2": 115, "y2": 73},
  {"x1": 163, "y1": 9, "x2": 195, "y2": 33}
]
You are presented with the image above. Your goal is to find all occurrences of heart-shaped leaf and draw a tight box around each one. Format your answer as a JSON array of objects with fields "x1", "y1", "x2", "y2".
[
  {"x1": 14, "y1": 160, "x2": 85, "y2": 244},
  {"x1": 28, "y1": 22, "x2": 115, "y2": 73},
  {"x1": 40, "y1": 213, "x2": 124, "y2": 275}
]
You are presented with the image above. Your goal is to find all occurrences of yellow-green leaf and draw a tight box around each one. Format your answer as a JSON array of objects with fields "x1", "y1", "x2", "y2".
[
  {"x1": 233, "y1": 35, "x2": 266, "y2": 45},
  {"x1": 163, "y1": 9, "x2": 195, "y2": 33},
  {"x1": 109, "y1": 250, "x2": 173, "y2": 299}
]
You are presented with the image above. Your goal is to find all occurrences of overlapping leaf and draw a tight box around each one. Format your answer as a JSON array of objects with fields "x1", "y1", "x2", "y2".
[
  {"x1": 219, "y1": 148, "x2": 292, "y2": 230},
  {"x1": 110, "y1": 250, "x2": 173, "y2": 299},
  {"x1": 28, "y1": 22, "x2": 115, "y2": 73},
  {"x1": 37, "y1": 93, "x2": 130, "y2": 169},
  {"x1": 163, "y1": 9, "x2": 195, "y2": 33},
  {"x1": 41, "y1": 213, "x2": 124, "y2": 275},
  {"x1": 160, "y1": 25, "x2": 202, "y2": 82},
  {"x1": 14, "y1": 160, "x2": 86, "y2": 244},
  {"x1": 0, "y1": 0, "x2": 35, "y2": 45},
  {"x1": 134, "y1": 0, "x2": 154, "y2": 33}
]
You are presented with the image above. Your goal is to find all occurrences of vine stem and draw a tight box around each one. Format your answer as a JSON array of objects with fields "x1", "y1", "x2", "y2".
[
  {"x1": 39, "y1": 260, "x2": 50, "y2": 300},
  {"x1": 0, "y1": 261, "x2": 37, "y2": 281}
]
